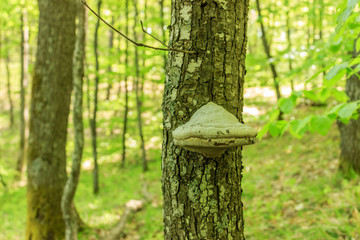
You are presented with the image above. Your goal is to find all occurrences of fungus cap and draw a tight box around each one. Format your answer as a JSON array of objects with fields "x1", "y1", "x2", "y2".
[{"x1": 173, "y1": 102, "x2": 257, "y2": 157}]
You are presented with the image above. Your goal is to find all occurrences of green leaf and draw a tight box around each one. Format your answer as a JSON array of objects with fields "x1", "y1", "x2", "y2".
[
  {"x1": 303, "y1": 90, "x2": 318, "y2": 102},
  {"x1": 327, "y1": 103, "x2": 346, "y2": 115},
  {"x1": 276, "y1": 120, "x2": 289, "y2": 136},
  {"x1": 324, "y1": 69, "x2": 347, "y2": 87},
  {"x1": 257, "y1": 123, "x2": 270, "y2": 140},
  {"x1": 269, "y1": 122, "x2": 281, "y2": 137},
  {"x1": 310, "y1": 116, "x2": 334, "y2": 136},
  {"x1": 269, "y1": 109, "x2": 280, "y2": 122},
  {"x1": 338, "y1": 102, "x2": 358, "y2": 119},
  {"x1": 331, "y1": 89, "x2": 349, "y2": 103},
  {"x1": 278, "y1": 97, "x2": 295, "y2": 114},
  {"x1": 318, "y1": 88, "x2": 331, "y2": 103},
  {"x1": 305, "y1": 65, "x2": 332, "y2": 83},
  {"x1": 289, "y1": 118, "x2": 309, "y2": 139},
  {"x1": 335, "y1": 0, "x2": 359, "y2": 33},
  {"x1": 325, "y1": 62, "x2": 348, "y2": 81}
]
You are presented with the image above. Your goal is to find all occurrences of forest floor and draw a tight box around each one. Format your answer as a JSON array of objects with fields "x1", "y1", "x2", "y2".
[{"x1": 1, "y1": 86, "x2": 360, "y2": 239}]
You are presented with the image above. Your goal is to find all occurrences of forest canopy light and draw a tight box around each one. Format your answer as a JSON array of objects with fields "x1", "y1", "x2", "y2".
[{"x1": 173, "y1": 102, "x2": 258, "y2": 158}]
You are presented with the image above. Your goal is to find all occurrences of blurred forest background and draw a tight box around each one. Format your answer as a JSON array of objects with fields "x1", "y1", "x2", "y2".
[{"x1": 1, "y1": 0, "x2": 360, "y2": 239}]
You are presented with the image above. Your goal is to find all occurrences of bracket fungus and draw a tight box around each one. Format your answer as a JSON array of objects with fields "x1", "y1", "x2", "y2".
[{"x1": 173, "y1": 102, "x2": 257, "y2": 158}]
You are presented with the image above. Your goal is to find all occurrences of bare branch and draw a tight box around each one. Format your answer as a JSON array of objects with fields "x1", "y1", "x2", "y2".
[
  {"x1": 81, "y1": 1, "x2": 194, "y2": 54},
  {"x1": 140, "y1": 20, "x2": 168, "y2": 48}
]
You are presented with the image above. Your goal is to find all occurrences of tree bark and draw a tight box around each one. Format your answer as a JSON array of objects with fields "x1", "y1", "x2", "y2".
[
  {"x1": 91, "y1": 0, "x2": 102, "y2": 194},
  {"x1": 17, "y1": 7, "x2": 29, "y2": 174},
  {"x1": 121, "y1": 0, "x2": 130, "y2": 168},
  {"x1": 61, "y1": 1, "x2": 86, "y2": 239},
  {"x1": 26, "y1": 0, "x2": 76, "y2": 238},
  {"x1": 338, "y1": 38, "x2": 360, "y2": 176},
  {"x1": 162, "y1": 0, "x2": 249, "y2": 239},
  {"x1": 132, "y1": 0, "x2": 148, "y2": 172}
]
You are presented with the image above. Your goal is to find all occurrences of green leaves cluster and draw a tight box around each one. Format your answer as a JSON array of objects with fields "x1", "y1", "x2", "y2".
[{"x1": 259, "y1": 90, "x2": 360, "y2": 139}]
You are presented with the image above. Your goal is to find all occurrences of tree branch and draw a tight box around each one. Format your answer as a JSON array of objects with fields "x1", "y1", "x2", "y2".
[
  {"x1": 81, "y1": 1, "x2": 195, "y2": 54},
  {"x1": 140, "y1": 20, "x2": 168, "y2": 48}
]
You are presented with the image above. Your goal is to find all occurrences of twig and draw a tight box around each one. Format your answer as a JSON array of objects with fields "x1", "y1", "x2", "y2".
[
  {"x1": 81, "y1": 1, "x2": 195, "y2": 54},
  {"x1": 140, "y1": 20, "x2": 168, "y2": 48}
]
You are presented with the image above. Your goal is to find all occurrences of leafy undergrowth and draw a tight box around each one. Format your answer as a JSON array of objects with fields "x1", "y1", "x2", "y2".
[{"x1": 1, "y1": 90, "x2": 360, "y2": 239}]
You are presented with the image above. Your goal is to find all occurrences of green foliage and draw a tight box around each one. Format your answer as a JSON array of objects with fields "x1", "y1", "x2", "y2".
[{"x1": 335, "y1": 0, "x2": 359, "y2": 33}]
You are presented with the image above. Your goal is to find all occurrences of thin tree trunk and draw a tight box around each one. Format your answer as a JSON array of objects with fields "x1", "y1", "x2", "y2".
[
  {"x1": 140, "y1": 0, "x2": 147, "y2": 107},
  {"x1": 159, "y1": 0, "x2": 167, "y2": 69},
  {"x1": 132, "y1": 0, "x2": 148, "y2": 172},
  {"x1": 106, "y1": 17, "x2": 114, "y2": 101},
  {"x1": 61, "y1": 1, "x2": 86, "y2": 239},
  {"x1": 26, "y1": 0, "x2": 76, "y2": 238},
  {"x1": 285, "y1": 0, "x2": 294, "y2": 92},
  {"x1": 255, "y1": 0, "x2": 282, "y2": 102},
  {"x1": 91, "y1": 0, "x2": 102, "y2": 194},
  {"x1": 17, "y1": 7, "x2": 29, "y2": 173},
  {"x1": 307, "y1": 0, "x2": 312, "y2": 48},
  {"x1": 5, "y1": 53, "x2": 14, "y2": 128},
  {"x1": 318, "y1": 0, "x2": 323, "y2": 40},
  {"x1": 338, "y1": 36, "x2": 360, "y2": 176},
  {"x1": 162, "y1": 1, "x2": 250, "y2": 239},
  {"x1": 121, "y1": 0, "x2": 130, "y2": 168}
]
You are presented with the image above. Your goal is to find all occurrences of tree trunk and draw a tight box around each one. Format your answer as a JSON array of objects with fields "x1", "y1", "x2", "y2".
[
  {"x1": 26, "y1": 0, "x2": 76, "y2": 239},
  {"x1": 106, "y1": 17, "x2": 114, "y2": 101},
  {"x1": 61, "y1": 1, "x2": 86, "y2": 239},
  {"x1": 255, "y1": 0, "x2": 282, "y2": 102},
  {"x1": 285, "y1": 0, "x2": 294, "y2": 92},
  {"x1": 132, "y1": 0, "x2": 148, "y2": 172},
  {"x1": 162, "y1": 1, "x2": 249, "y2": 239},
  {"x1": 159, "y1": 0, "x2": 167, "y2": 69},
  {"x1": 121, "y1": 0, "x2": 130, "y2": 168},
  {"x1": 338, "y1": 39, "x2": 360, "y2": 176},
  {"x1": 91, "y1": 0, "x2": 102, "y2": 194},
  {"x1": 140, "y1": 0, "x2": 147, "y2": 108},
  {"x1": 5, "y1": 52, "x2": 14, "y2": 128},
  {"x1": 17, "y1": 7, "x2": 29, "y2": 174}
]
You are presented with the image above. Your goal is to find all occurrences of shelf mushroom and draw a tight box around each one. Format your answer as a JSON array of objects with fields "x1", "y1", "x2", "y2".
[{"x1": 173, "y1": 102, "x2": 257, "y2": 158}]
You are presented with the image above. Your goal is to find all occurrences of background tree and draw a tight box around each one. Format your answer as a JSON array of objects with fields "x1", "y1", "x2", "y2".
[
  {"x1": 61, "y1": 1, "x2": 86, "y2": 239},
  {"x1": 26, "y1": 0, "x2": 75, "y2": 238},
  {"x1": 90, "y1": 0, "x2": 102, "y2": 194},
  {"x1": 338, "y1": 35, "x2": 360, "y2": 176},
  {"x1": 132, "y1": 0, "x2": 148, "y2": 172},
  {"x1": 17, "y1": 5, "x2": 29, "y2": 174},
  {"x1": 162, "y1": 0, "x2": 250, "y2": 238}
]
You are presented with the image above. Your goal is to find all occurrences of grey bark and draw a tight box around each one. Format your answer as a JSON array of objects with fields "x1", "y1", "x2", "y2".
[
  {"x1": 26, "y1": 0, "x2": 76, "y2": 238},
  {"x1": 338, "y1": 37, "x2": 360, "y2": 176},
  {"x1": 132, "y1": 0, "x2": 148, "y2": 172},
  {"x1": 91, "y1": 0, "x2": 102, "y2": 194},
  {"x1": 162, "y1": 0, "x2": 249, "y2": 239},
  {"x1": 17, "y1": 7, "x2": 29, "y2": 173},
  {"x1": 61, "y1": 1, "x2": 86, "y2": 240},
  {"x1": 121, "y1": 0, "x2": 130, "y2": 167}
]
